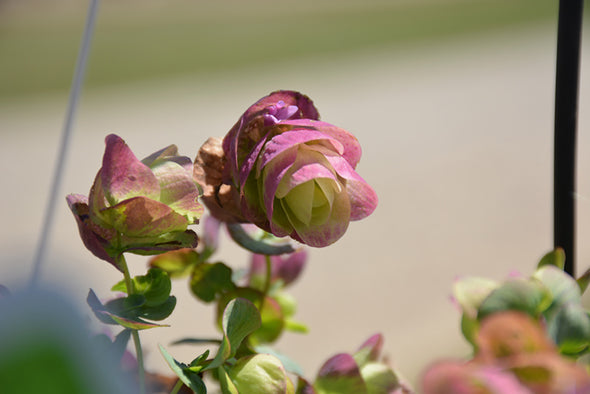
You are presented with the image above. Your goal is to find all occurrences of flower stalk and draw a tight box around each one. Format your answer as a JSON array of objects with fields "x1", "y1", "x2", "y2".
[
  {"x1": 117, "y1": 252, "x2": 146, "y2": 394},
  {"x1": 169, "y1": 379, "x2": 183, "y2": 394}
]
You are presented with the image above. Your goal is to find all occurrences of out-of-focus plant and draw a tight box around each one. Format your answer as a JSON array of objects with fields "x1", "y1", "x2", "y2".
[{"x1": 421, "y1": 249, "x2": 590, "y2": 393}]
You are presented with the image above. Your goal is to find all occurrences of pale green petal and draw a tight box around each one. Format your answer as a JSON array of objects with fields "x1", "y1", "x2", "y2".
[{"x1": 284, "y1": 180, "x2": 315, "y2": 225}]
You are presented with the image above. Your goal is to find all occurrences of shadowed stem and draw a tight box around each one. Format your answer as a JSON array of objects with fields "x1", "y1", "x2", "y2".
[
  {"x1": 554, "y1": 0, "x2": 584, "y2": 277},
  {"x1": 260, "y1": 255, "x2": 273, "y2": 311},
  {"x1": 118, "y1": 253, "x2": 146, "y2": 394},
  {"x1": 29, "y1": 0, "x2": 100, "y2": 288}
]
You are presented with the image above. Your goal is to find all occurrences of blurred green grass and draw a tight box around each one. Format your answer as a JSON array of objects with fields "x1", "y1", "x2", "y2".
[{"x1": 0, "y1": 0, "x2": 561, "y2": 100}]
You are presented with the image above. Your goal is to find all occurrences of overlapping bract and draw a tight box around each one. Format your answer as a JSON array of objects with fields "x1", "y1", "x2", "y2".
[
  {"x1": 217, "y1": 90, "x2": 377, "y2": 247},
  {"x1": 67, "y1": 134, "x2": 203, "y2": 269}
]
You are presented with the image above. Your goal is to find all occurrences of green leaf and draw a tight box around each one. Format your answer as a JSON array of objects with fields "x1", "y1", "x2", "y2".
[
  {"x1": 477, "y1": 279, "x2": 552, "y2": 320},
  {"x1": 250, "y1": 296, "x2": 284, "y2": 345},
  {"x1": 190, "y1": 350, "x2": 210, "y2": 369},
  {"x1": 577, "y1": 268, "x2": 590, "y2": 294},
  {"x1": 533, "y1": 265, "x2": 581, "y2": 319},
  {"x1": 285, "y1": 319, "x2": 309, "y2": 334},
  {"x1": 149, "y1": 248, "x2": 200, "y2": 278},
  {"x1": 105, "y1": 294, "x2": 146, "y2": 317},
  {"x1": 132, "y1": 268, "x2": 172, "y2": 307},
  {"x1": 537, "y1": 248, "x2": 566, "y2": 270},
  {"x1": 110, "y1": 268, "x2": 172, "y2": 307},
  {"x1": 171, "y1": 338, "x2": 222, "y2": 346},
  {"x1": 109, "y1": 314, "x2": 168, "y2": 330},
  {"x1": 218, "y1": 366, "x2": 239, "y2": 394},
  {"x1": 121, "y1": 230, "x2": 199, "y2": 256},
  {"x1": 547, "y1": 303, "x2": 590, "y2": 355},
  {"x1": 86, "y1": 290, "x2": 168, "y2": 330},
  {"x1": 139, "y1": 296, "x2": 177, "y2": 321},
  {"x1": 113, "y1": 329, "x2": 132, "y2": 361},
  {"x1": 87, "y1": 289, "x2": 118, "y2": 325},
  {"x1": 159, "y1": 345, "x2": 207, "y2": 393},
  {"x1": 274, "y1": 292, "x2": 297, "y2": 318},
  {"x1": 217, "y1": 289, "x2": 285, "y2": 346},
  {"x1": 460, "y1": 313, "x2": 479, "y2": 349},
  {"x1": 227, "y1": 223, "x2": 294, "y2": 255},
  {"x1": 111, "y1": 280, "x2": 127, "y2": 293},
  {"x1": 191, "y1": 262, "x2": 235, "y2": 303},
  {"x1": 204, "y1": 298, "x2": 261, "y2": 371}
]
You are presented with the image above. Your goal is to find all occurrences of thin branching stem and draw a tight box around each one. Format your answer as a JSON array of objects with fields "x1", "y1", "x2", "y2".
[{"x1": 170, "y1": 379, "x2": 183, "y2": 394}]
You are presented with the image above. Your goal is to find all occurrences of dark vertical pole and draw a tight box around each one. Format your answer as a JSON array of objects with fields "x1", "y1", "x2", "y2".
[{"x1": 554, "y1": 0, "x2": 584, "y2": 276}]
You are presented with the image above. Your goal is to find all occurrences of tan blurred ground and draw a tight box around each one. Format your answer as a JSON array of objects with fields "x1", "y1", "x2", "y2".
[{"x1": 1, "y1": 23, "x2": 589, "y2": 387}]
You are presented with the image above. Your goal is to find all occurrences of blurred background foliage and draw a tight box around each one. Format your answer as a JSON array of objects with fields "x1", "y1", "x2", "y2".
[{"x1": 0, "y1": 0, "x2": 568, "y2": 101}]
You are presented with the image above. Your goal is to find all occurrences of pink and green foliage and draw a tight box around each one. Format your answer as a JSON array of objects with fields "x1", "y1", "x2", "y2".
[
  {"x1": 219, "y1": 90, "x2": 378, "y2": 247},
  {"x1": 67, "y1": 134, "x2": 203, "y2": 270},
  {"x1": 423, "y1": 250, "x2": 590, "y2": 393},
  {"x1": 311, "y1": 333, "x2": 409, "y2": 394}
]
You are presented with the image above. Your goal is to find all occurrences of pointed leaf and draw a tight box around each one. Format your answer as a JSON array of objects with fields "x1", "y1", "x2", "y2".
[
  {"x1": 353, "y1": 334, "x2": 383, "y2": 368},
  {"x1": 109, "y1": 315, "x2": 168, "y2": 330},
  {"x1": 159, "y1": 345, "x2": 207, "y2": 393},
  {"x1": 190, "y1": 350, "x2": 211, "y2": 368},
  {"x1": 113, "y1": 329, "x2": 132, "y2": 361},
  {"x1": 86, "y1": 290, "x2": 168, "y2": 330},
  {"x1": 204, "y1": 298, "x2": 261, "y2": 371},
  {"x1": 218, "y1": 366, "x2": 240, "y2": 394},
  {"x1": 577, "y1": 268, "x2": 590, "y2": 294},
  {"x1": 537, "y1": 248, "x2": 566, "y2": 270}
]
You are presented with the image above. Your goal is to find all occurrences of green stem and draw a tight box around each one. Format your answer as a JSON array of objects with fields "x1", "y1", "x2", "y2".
[
  {"x1": 170, "y1": 379, "x2": 183, "y2": 394},
  {"x1": 260, "y1": 255, "x2": 272, "y2": 310},
  {"x1": 131, "y1": 330, "x2": 146, "y2": 394},
  {"x1": 117, "y1": 253, "x2": 146, "y2": 394}
]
